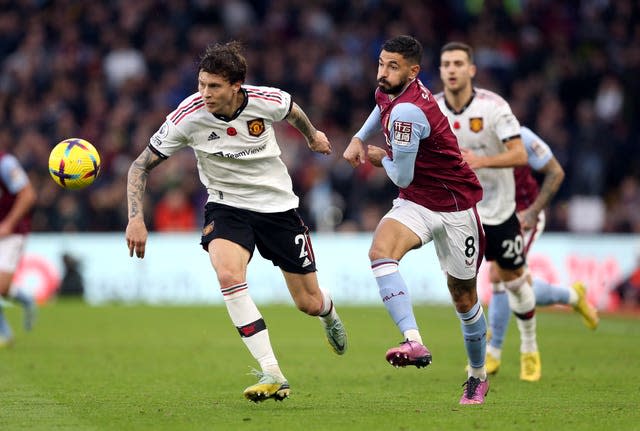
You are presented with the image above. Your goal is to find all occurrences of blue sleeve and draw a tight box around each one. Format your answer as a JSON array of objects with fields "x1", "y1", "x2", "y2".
[
  {"x1": 354, "y1": 106, "x2": 381, "y2": 141},
  {"x1": 0, "y1": 154, "x2": 29, "y2": 194},
  {"x1": 521, "y1": 126, "x2": 553, "y2": 171},
  {"x1": 381, "y1": 103, "x2": 431, "y2": 188}
]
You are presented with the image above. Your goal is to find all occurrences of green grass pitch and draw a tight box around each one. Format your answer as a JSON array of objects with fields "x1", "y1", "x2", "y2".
[{"x1": 0, "y1": 300, "x2": 638, "y2": 430}]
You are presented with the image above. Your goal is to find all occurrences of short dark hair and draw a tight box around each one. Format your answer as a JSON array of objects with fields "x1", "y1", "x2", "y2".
[
  {"x1": 381, "y1": 35, "x2": 422, "y2": 65},
  {"x1": 198, "y1": 41, "x2": 247, "y2": 84},
  {"x1": 440, "y1": 41, "x2": 474, "y2": 63}
]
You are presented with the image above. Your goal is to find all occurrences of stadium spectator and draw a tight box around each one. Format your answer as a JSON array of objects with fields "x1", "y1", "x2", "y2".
[
  {"x1": 124, "y1": 41, "x2": 347, "y2": 402},
  {"x1": 612, "y1": 254, "x2": 640, "y2": 311},
  {"x1": 103, "y1": 33, "x2": 148, "y2": 91},
  {"x1": 57, "y1": 253, "x2": 85, "y2": 297},
  {"x1": 0, "y1": 1, "x2": 637, "y2": 233},
  {"x1": 153, "y1": 187, "x2": 197, "y2": 232}
]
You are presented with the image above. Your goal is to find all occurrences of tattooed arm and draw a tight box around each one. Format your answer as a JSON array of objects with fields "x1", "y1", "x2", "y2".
[
  {"x1": 286, "y1": 102, "x2": 332, "y2": 155},
  {"x1": 126, "y1": 147, "x2": 165, "y2": 258},
  {"x1": 519, "y1": 156, "x2": 565, "y2": 230}
]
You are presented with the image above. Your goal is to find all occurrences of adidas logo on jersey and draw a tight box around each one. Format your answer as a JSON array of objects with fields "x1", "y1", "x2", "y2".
[
  {"x1": 207, "y1": 131, "x2": 220, "y2": 141},
  {"x1": 302, "y1": 257, "x2": 312, "y2": 267}
]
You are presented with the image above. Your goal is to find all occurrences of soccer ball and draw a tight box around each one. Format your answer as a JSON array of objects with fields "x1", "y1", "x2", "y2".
[{"x1": 48, "y1": 138, "x2": 101, "y2": 190}]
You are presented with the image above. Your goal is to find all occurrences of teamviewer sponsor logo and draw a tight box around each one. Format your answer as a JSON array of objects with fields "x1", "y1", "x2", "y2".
[{"x1": 212, "y1": 143, "x2": 267, "y2": 159}]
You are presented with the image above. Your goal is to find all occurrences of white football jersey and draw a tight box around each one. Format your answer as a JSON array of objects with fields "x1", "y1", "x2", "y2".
[
  {"x1": 149, "y1": 85, "x2": 298, "y2": 213},
  {"x1": 435, "y1": 88, "x2": 521, "y2": 225}
]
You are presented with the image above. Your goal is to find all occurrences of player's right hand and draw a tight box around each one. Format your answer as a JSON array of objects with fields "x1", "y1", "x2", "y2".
[
  {"x1": 308, "y1": 130, "x2": 332, "y2": 155},
  {"x1": 126, "y1": 218, "x2": 148, "y2": 259},
  {"x1": 343, "y1": 137, "x2": 366, "y2": 167}
]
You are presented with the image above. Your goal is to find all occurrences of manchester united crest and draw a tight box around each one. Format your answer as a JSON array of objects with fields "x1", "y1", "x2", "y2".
[
  {"x1": 247, "y1": 118, "x2": 265, "y2": 137},
  {"x1": 202, "y1": 221, "x2": 214, "y2": 236},
  {"x1": 469, "y1": 117, "x2": 483, "y2": 133}
]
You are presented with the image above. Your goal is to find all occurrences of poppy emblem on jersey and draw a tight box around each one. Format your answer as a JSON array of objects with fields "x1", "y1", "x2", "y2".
[
  {"x1": 202, "y1": 221, "x2": 214, "y2": 236},
  {"x1": 453, "y1": 121, "x2": 460, "y2": 129},
  {"x1": 469, "y1": 117, "x2": 483, "y2": 133},
  {"x1": 227, "y1": 127, "x2": 237, "y2": 136},
  {"x1": 247, "y1": 118, "x2": 265, "y2": 137}
]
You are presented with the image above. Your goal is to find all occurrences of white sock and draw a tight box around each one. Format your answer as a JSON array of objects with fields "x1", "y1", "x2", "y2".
[
  {"x1": 487, "y1": 344, "x2": 502, "y2": 360},
  {"x1": 318, "y1": 288, "x2": 338, "y2": 325},
  {"x1": 568, "y1": 286, "x2": 579, "y2": 306},
  {"x1": 504, "y1": 272, "x2": 538, "y2": 353},
  {"x1": 516, "y1": 316, "x2": 537, "y2": 353},
  {"x1": 468, "y1": 366, "x2": 487, "y2": 381},
  {"x1": 403, "y1": 329, "x2": 423, "y2": 344},
  {"x1": 10, "y1": 289, "x2": 32, "y2": 308},
  {"x1": 222, "y1": 282, "x2": 284, "y2": 379}
]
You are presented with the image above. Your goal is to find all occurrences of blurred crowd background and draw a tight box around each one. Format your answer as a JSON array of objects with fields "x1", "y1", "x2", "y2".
[{"x1": 1, "y1": 0, "x2": 639, "y2": 234}]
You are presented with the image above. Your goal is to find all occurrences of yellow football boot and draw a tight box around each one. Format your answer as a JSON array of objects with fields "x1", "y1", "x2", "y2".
[
  {"x1": 520, "y1": 351, "x2": 541, "y2": 382},
  {"x1": 572, "y1": 282, "x2": 599, "y2": 330},
  {"x1": 485, "y1": 351, "x2": 501, "y2": 375},
  {"x1": 243, "y1": 370, "x2": 290, "y2": 403}
]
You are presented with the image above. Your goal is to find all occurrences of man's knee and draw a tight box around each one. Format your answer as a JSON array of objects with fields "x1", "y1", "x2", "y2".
[{"x1": 448, "y1": 276, "x2": 477, "y2": 312}]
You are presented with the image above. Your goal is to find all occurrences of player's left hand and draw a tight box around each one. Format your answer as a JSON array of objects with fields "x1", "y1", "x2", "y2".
[
  {"x1": 367, "y1": 145, "x2": 386, "y2": 167},
  {"x1": 126, "y1": 218, "x2": 148, "y2": 259},
  {"x1": 517, "y1": 209, "x2": 538, "y2": 231},
  {"x1": 308, "y1": 131, "x2": 332, "y2": 155},
  {"x1": 461, "y1": 148, "x2": 485, "y2": 169}
]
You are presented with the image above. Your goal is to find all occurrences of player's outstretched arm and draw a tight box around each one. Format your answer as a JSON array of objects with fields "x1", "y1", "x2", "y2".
[
  {"x1": 286, "y1": 102, "x2": 332, "y2": 155},
  {"x1": 126, "y1": 147, "x2": 164, "y2": 259}
]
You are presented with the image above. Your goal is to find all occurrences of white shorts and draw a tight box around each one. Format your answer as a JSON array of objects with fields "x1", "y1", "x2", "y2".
[
  {"x1": 0, "y1": 234, "x2": 27, "y2": 273},
  {"x1": 383, "y1": 198, "x2": 484, "y2": 280},
  {"x1": 523, "y1": 210, "x2": 546, "y2": 255}
]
